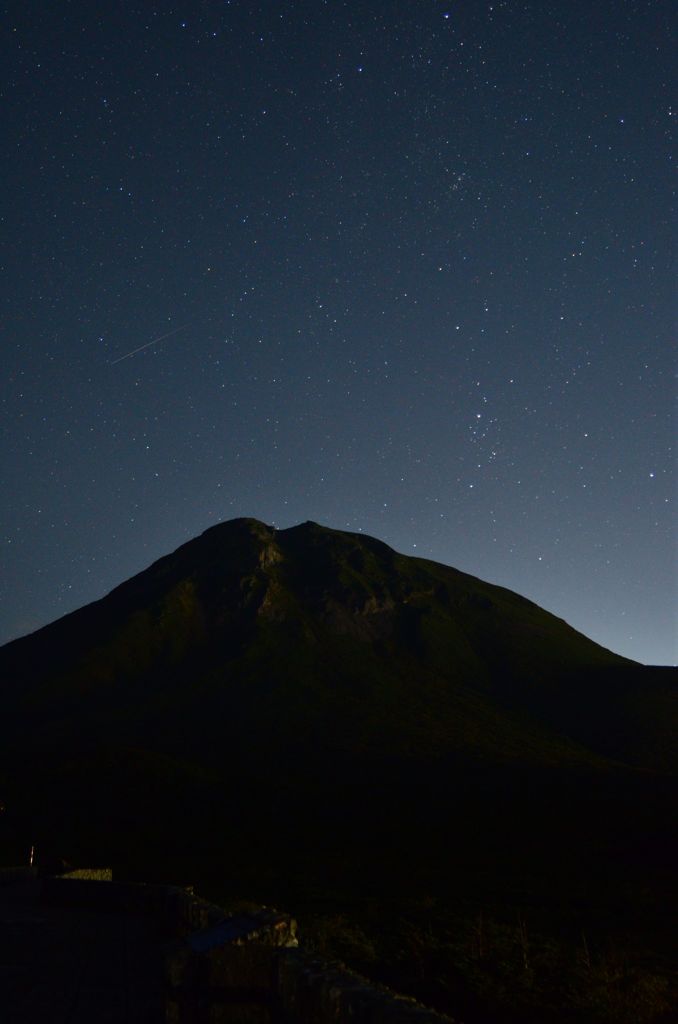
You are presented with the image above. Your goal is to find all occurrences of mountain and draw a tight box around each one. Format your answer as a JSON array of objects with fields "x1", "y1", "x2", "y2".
[
  {"x1": 1, "y1": 518, "x2": 674, "y2": 765},
  {"x1": 0, "y1": 518, "x2": 675, "y2": 899}
]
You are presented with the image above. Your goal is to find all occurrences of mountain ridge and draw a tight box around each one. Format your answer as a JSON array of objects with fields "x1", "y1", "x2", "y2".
[
  {"x1": 0, "y1": 516, "x2": 616, "y2": 654},
  {"x1": 0, "y1": 517, "x2": 673, "y2": 777}
]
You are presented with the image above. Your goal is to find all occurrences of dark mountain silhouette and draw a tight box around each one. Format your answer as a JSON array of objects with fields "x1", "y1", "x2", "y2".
[{"x1": 0, "y1": 518, "x2": 675, "y2": 910}]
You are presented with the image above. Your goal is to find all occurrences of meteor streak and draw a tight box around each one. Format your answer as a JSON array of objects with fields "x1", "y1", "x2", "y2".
[{"x1": 110, "y1": 324, "x2": 189, "y2": 364}]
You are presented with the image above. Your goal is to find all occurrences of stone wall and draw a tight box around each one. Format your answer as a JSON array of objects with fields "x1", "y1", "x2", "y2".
[
  {"x1": 41, "y1": 874, "x2": 275, "y2": 939},
  {"x1": 166, "y1": 904, "x2": 299, "y2": 1023},
  {"x1": 277, "y1": 951, "x2": 457, "y2": 1024},
  {"x1": 59, "y1": 867, "x2": 113, "y2": 881},
  {"x1": 41, "y1": 874, "x2": 456, "y2": 1024}
]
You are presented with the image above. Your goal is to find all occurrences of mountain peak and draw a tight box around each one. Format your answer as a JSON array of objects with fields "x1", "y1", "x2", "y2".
[{"x1": 3, "y1": 516, "x2": 671, "y2": 780}]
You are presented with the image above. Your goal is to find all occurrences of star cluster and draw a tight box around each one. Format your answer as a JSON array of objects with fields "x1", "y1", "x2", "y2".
[{"x1": 1, "y1": 1, "x2": 674, "y2": 663}]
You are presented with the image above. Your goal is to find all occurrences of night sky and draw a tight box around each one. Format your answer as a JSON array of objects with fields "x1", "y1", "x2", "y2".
[{"x1": 2, "y1": 1, "x2": 675, "y2": 665}]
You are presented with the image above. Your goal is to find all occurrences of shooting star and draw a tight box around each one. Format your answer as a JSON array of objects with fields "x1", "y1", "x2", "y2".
[{"x1": 110, "y1": 324, "x2": 189, "y2": 365}]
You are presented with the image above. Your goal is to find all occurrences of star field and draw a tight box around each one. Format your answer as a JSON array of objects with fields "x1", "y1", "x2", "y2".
[{"x1": 1, "y1": 1, "x2": 675, "y2": 664}]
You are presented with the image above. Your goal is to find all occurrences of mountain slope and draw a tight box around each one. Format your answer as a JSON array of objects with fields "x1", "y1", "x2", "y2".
[
  {"x1": 0, "y1": 517, "x2": 674, "y2": 772},
  {"x1": 0, "y1": 517, "x2": 675, "y2": 887}
]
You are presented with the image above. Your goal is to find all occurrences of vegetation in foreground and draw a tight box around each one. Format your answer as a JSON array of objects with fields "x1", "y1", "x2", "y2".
[{"x1": 297, "y1": 898, "x2": 676, "y2": 1024}]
